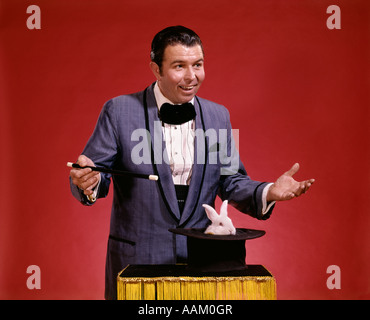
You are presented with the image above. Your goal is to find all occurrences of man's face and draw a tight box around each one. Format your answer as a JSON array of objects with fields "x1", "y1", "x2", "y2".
[{"x1": 151, "y1": 44, "x2": 205, "y2": 104}]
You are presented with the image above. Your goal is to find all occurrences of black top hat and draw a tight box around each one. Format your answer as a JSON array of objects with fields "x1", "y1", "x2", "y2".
[{"x1": 169, "y1": 228, "x2": 265, "y2": 272}]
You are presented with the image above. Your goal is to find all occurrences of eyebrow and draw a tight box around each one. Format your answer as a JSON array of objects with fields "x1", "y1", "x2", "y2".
[{"x1": 170, "y1": 58, "x2": 204, "y2": 65}]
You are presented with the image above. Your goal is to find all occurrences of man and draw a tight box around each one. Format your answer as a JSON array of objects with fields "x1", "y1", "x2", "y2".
[{"x1": 69, "y1": 26, "x2": 314, "y2": 299}]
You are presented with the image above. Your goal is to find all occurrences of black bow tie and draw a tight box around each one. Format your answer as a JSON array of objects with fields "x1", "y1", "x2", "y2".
[{"x1": 159, "y1": 102, "x2": 196, "y2": 125}]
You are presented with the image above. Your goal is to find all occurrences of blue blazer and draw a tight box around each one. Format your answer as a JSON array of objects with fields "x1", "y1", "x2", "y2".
[{"x1": 70, "y1": 83, "x2": 274, "y2": 299}]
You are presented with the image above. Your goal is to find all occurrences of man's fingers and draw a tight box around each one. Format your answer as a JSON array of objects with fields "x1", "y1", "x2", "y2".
[
  {"x1": 70, "y1": 154, "x2": 99, "y2": 184},
  {"x1": 79, "y1": 175, "x2": 99, "y2": 191},
  {"x1": 70, "y1": 168, "x2": 99, "y2": 189},
  {"x1": 81, "y1": 170, "x2": 99, "y2": 182},
  {"x1": 295, "y1": 179, "x2": 315, "y2": 196},
  {"x1": 77, "y1": 154, "x2": 96, "y2": 168},
  {"x1": 71, "y1": 167, "x2": 92, "y2": 179},
  {"x1": 282, "y1": 191, "x2": 296, "y2": 200},
  {"x1": 296, "y1": 184, "x2": 307, "y2": 196},
  {"x1": 285, "y1": 163, "x2": 300, "y2": 177},
  {"x1": 76, "y1": 155, "x2": 89, "y2": 167}
]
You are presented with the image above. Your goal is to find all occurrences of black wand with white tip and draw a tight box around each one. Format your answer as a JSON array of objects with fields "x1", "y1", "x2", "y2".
[{"x1": 66, "y1": 162, "x2": 158, "y2": 181}]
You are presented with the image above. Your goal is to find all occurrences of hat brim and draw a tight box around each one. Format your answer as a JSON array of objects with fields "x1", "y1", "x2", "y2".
[{"x1": 169, "y1": 228, "x2": 265, "y2": 241}]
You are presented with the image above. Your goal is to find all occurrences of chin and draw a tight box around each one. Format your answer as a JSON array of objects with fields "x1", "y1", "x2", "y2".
[{"x1": 177, "y1": 92, "x2": 198, "y2": 103}]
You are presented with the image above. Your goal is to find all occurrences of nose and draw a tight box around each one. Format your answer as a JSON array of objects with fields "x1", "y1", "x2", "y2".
[{"x1": 184, "y1": 67, "x2": 196, "y2": 82}]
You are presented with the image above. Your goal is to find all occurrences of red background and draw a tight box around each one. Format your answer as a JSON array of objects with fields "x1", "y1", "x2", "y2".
[{"x1": 0, "y1": 0, "x2": 369, "y2": 299}]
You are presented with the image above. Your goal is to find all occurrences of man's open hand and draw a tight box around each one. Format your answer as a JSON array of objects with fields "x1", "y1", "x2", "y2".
[{"x1": 267, "y1": 163, "x2": 315, "y2": 202}]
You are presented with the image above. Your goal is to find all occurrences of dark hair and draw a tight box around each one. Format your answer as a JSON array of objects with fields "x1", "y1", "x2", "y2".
[{"x1": 150, "y1": 25, "x2": 203, "y2": 71}]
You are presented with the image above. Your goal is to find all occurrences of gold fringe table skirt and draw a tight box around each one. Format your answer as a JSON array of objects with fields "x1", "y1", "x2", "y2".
[{"x1": 117, "y1": 265, "x2": 276, "y2": 300}]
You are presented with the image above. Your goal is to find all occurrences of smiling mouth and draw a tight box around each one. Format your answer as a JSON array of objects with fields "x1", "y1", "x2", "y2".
[{"x1": 179, "y1": 85, "x2": 197, "y2": 91}]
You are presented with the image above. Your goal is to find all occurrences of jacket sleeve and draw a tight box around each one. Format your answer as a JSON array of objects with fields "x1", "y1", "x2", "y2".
[{"x1": 69, "y1": 99, "x2": 117, "y2": 205}]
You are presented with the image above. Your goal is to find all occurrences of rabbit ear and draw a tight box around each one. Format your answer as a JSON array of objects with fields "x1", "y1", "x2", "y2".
[
  {"x1": 220, "y1": 200, "x2": 229, "y2": 217},
  {"x1": 202, "y1": 204, "x2": 219, "y2": 222}
]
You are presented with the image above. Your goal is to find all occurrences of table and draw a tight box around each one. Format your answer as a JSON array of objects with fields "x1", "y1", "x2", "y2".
[{"x1": 117, "y1": 264, "x2": 276, "y2": 300}]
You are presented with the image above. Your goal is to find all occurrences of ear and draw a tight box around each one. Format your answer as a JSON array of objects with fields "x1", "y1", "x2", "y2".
[
  {"x1": 220, "y1": 200, "x2": 229, "y2": 217},
  {"x1": 149, "y1": 61, "x2": 161, "y2": 81},
  {"x1": 202, "y1": 204, "x2": 219, "y2": 222}
]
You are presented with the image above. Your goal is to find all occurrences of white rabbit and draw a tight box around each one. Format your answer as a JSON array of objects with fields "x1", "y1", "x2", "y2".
[{"x1": 203, "y1": 200, "x2": 236, "y2": 235}]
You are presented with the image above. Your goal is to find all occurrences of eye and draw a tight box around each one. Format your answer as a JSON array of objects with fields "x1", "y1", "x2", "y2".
[
  {"x1": 194, "y1": 62, "x2": 203, "y2": 69},
  {"x1": 219, "y1": 222, "x2": 223, "y2": 226}
]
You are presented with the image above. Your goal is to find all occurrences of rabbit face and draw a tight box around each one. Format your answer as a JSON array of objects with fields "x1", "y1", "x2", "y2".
[{"x1": 203, "y1": 200, "x2": 236, "y2": 235}]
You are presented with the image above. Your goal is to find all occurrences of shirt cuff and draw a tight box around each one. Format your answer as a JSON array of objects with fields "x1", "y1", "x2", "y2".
[{"x1": 262, "y1": 183, "x2": 276, "y2": 215}]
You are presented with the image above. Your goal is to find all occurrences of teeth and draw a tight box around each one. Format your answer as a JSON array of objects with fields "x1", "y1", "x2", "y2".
[{"x1": 180, "y1": 86, "x2": 194, "y2": 90}]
